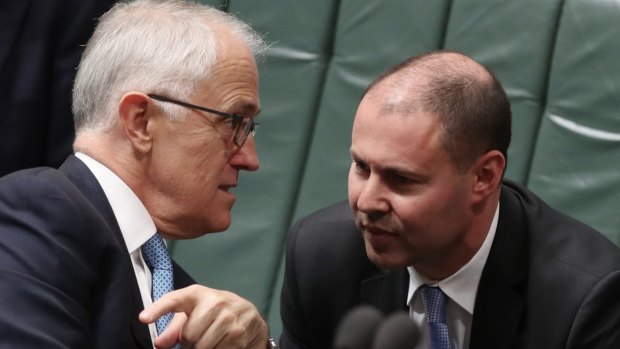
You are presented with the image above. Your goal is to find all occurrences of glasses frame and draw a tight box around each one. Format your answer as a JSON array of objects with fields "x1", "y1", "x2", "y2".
[{"x1": 147, "y1": 93, "x2": 258, "y2": 146}]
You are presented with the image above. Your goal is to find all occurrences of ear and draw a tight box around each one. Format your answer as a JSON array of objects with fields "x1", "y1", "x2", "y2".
[
  {"x1": 471, "y1": 150, "x2": 506, "y2": 202},
  {"x1": 118, "y1": 92, "x2": 153, "y2": 154}
]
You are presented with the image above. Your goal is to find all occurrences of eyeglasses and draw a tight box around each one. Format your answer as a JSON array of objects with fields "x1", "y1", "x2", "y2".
[{"x1": 147, "y1": 93, "x2": 258, "y2": 146}]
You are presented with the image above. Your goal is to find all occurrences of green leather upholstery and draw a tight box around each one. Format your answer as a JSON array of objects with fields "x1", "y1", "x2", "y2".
[
  {"x1": 171, "y1": 0, "x2": 620, "y2": 337},
  {"x1": 528, "y1": 0, "x2": 620, "y2": 241}
]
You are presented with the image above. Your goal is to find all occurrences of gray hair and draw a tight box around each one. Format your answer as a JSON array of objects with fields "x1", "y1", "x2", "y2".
[{"x1": 72, "y1": 0, "x2": 266, "y2": 133}]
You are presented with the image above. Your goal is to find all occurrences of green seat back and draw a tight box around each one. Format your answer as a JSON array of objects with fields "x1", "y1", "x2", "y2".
[{"x1": 171, "y1": 0, "x2": 620, "y2": 337}]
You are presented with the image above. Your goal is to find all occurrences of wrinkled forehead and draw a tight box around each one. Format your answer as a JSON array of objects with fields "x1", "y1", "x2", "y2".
[{"x1": 193, "y1": 45, "x2": 260, "y2": 115}]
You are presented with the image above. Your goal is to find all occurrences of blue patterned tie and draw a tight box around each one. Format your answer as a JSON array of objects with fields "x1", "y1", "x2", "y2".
[
  {"x1": 420, "y1": 285, "x2": 451, "y2": 349},
  {"x1": 141, "y1": 233, "x2": 181, "y2": 348}
]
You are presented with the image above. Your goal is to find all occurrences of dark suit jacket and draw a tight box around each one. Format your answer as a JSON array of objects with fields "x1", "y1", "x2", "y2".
[
  {"x1": 0, "y1": 155, "x2": 194, "y2": 348},
  {"x1": 280, "y1": 180, "x2": 620, "y2": 349},
  {"x1": 0, "y1": 0, "x2": 116, "y2": 176}
]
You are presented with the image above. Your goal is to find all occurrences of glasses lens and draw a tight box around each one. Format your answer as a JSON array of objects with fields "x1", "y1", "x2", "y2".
[{"x1": 234, "y1": 118, "x2": 255, "y2": 146}]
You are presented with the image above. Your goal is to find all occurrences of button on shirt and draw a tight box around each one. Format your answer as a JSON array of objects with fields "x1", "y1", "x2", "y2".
[
  {"x1": 407, "y1": 205, "x2": 499, "y2": 349},
  {"x1": 76, "y1": 153, "x2": 160, "y2": 346}
]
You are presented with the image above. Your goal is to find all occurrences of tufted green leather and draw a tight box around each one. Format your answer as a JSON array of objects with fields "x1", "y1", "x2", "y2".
[{"x1": 171, "y1": 0, "x2": 620, "y2": 337}]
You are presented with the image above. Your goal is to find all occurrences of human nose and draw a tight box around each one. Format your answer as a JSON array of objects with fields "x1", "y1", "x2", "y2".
[
  {"x1": 230, "y1": 137, "x2": 260, "y2": 171},
  {"x1": 355, "y1": 174, "x2": 390, "y2": 215}
]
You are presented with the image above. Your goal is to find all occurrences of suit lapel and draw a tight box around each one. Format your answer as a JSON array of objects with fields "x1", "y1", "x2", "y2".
[
  {"x1": 469, "y1": 186, "x2": 529, "y2": 348},
  {"x1": 59, "y1": 155, "x2": 153, "y2": 349},
  {"x1": 361, "y1": 269, "x2": 409, "y2": 315},
  {"x1": 173, "y1": 260, "x2": 196, "y2": 289},
  {"x1": 59, "y1": 155, "x2": 123, "y2": 241}
]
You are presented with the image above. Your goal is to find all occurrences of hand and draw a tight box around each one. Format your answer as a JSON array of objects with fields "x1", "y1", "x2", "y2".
[{"x1": 139, "y1": 284, "x2": 269, "y2": 349}]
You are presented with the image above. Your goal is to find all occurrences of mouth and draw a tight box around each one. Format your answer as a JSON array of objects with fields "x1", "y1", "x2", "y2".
[
  {"x1": 363, "y1": 226, "x2": 399, "y2": 249},
  {"x1": 364, "y1": 225, "x2": 395, "y2": 236},
  {"x1": 218, "y1": 184, "x2": 237, "y2": 192}
]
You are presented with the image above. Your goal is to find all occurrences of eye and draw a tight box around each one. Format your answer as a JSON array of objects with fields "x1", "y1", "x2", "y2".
[
  {"x1": 352, "y1": 159, "x2": 369, "y2": 172},
  {"x1": 391, "y1": 173, "x2": 415, "y2": 184},
  {"x1": 229, "y1": 115, "x2": 243, "y2": 127}
]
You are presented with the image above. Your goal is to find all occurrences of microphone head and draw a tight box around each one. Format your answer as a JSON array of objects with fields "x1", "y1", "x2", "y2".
[
  {"x1": 333, "y1": 305, "x2": 383, "y2": 349},
  {"x1": 371, "y1": 311, "x2": 420, "y2": 349}
]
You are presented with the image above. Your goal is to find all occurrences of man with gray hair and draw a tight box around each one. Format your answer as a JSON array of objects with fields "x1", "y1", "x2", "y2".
[{"x1": 0, "y1": 1, "x2": 274, "y2": 348}]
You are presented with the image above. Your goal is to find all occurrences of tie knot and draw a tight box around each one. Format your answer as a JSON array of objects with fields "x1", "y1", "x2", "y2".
[
  {"x1": 420, "y1": 285, "x2": 447, "y2": 323},
  {"x1": 141, "y1": 233, "x2": 173, "y2": 271}
]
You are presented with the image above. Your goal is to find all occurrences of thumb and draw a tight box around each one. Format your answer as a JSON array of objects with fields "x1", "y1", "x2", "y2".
[{"x1": 153, "y1": 312, "x2": 187, "y2": 349}]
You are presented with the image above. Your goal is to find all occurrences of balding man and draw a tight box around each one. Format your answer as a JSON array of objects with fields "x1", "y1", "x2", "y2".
[{"x1": 280, "y1": 51, "x2": 620, "y2": 349}]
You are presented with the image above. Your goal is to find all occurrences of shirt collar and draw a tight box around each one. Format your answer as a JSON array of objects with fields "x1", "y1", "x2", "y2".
[
  {"x1": 407, "y1": 204, "x2": 500, "y2": 314},
  {"x1": 75, "y1": 152, "x2": 156, "y2": 253}
]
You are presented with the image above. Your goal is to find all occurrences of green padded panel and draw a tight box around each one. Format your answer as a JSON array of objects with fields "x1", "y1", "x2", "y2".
[
  {"x1": 443, "y1": 0, "x2": 564, "y2": 183},
  {"x1": 293, "y1": 0, "x2": 450, "y2": 221},
  {"x1": 171, "y1": 0, "x2": 340, "y2": 320},
  {"x1": 173, "y1": 0, "x2": 620, "y2": 339},
  {"x1": 528, "y1": 0, "x2": 620, "y2": 245}
]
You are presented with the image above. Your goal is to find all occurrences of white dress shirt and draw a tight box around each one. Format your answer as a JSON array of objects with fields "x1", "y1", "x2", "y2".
[
  {"x1": 407, "y1": 204, "x2": 499, "y2": 349},
  {"x1": 75, "y1": 152, "x2": 159, "y2": 346}
]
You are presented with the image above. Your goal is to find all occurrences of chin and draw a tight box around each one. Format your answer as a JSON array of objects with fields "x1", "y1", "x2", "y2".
[
  {"x1": 196, "y1": 204, "x2": 232, "y2": 232},
  {"x1": 174, "y1": 218, "x2": 232, "y2": 238},
  {"x1": 365, "y1": 245, "x2": 409, "y2": 270},
  {"x1": 206, "y1": 217, "x2": 232, "y2": 233}
]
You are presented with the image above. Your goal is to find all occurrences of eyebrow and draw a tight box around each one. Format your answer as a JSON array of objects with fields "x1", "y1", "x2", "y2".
[
  {"x1": 236, "y1": 101, "x2": 261, "y2": 117},
  {"x1": 350, "y1": 149, "x2": 427, "y2": 179},
  {"x1": 351, "y1": 150, "x2": 409, "y2": 173}
]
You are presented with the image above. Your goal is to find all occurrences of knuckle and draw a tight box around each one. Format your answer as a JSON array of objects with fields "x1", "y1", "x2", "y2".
[
  {"x1": 178, "y1": 333, "x2": 194, "y2": 347},
  {"x1": 220, "y1": 309, "x2": 238, "y2": 324},
  {"x1": 227, "y1": 325, "x2": 245, "y2": 340},
  {"x1": 187, "y1": 284, "x2": 203, "y2": 295}
]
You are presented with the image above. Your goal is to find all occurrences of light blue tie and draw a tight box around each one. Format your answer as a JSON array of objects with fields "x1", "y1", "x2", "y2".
[
  {"x1": 141, "y1": 233, "x2": 181, "y2": 349},
  {"x1": 420, "y1": 285, "x2": 451, "y2": 349}
]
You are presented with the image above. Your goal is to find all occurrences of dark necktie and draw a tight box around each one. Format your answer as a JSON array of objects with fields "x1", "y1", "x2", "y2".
[
  {"x1": 141, "y1": 233, "x2": 180, "y2": 348},
  {"x1": 420, "y1": 285, "x2": 451, "y2": 349}
]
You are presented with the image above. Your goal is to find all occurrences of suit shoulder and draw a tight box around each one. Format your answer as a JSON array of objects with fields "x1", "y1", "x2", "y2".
[
  {"x1": 294, "y1": 200, "x2": 353, "y2": 227},
  {"x1": 287, "y1": 200, "x2": 358, "y2": 248},
  {"x1": 502, "y1": 181, "x2": 620, "y2": 278},
  {"x1": 286, "y1": 200, "x2": 364, "y2": 266},
  {"x1": 0, "y1": 167, "x2": 111, "y2": 244},
  {"x1": 1, "y1": 167, "x2": 93, "y2": 211},
  {"x1": 2, "y1": 166, "x2": 75, "y2": 190}
]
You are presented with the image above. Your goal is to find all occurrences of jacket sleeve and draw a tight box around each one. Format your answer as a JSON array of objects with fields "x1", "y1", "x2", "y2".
[{"x1": 279, "y1": 217, "x2": 312, "y2": 349}]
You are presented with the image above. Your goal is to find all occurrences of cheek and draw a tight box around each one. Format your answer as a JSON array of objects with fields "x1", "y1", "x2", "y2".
[
  {"x1": 193, "y1": 150, "x2": 229, "y2": 186},
  {"x1": 168, "y1": 143, "x2": 229, "y2": 192},
  {"x1": 184, "y1": 133, "x2": 229, "y2": 168},
  {"x1": 393, "y1": 189, "x2": 452, "y2": 231},
  {"x1": 397, "y1": 188, "x2": 470, "y2": 240},
  {"x1": 348, "y1": 168, "x2": 370, "y2": 215},
  {"x1": 347, "y1": 166, "x2": 360, "y2": 205}
]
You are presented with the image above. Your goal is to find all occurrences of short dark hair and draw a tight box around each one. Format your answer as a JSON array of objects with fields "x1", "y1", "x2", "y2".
[{"x1": 364, "y1": 51, "x2": 512, "y2": 173}]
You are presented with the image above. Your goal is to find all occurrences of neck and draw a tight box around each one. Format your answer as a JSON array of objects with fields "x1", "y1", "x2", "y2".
[{"x1": 416, "y1": 193, "x2": 500, "y2": 280}]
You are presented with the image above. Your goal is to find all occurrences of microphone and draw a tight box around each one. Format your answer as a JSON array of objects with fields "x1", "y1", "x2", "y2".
[
  {"x1": 370, "y1": 311, "x2": 420, "y2": 349},
  {"x1": 333, "y1": 306, "x2": 383, "y2": 349}
]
